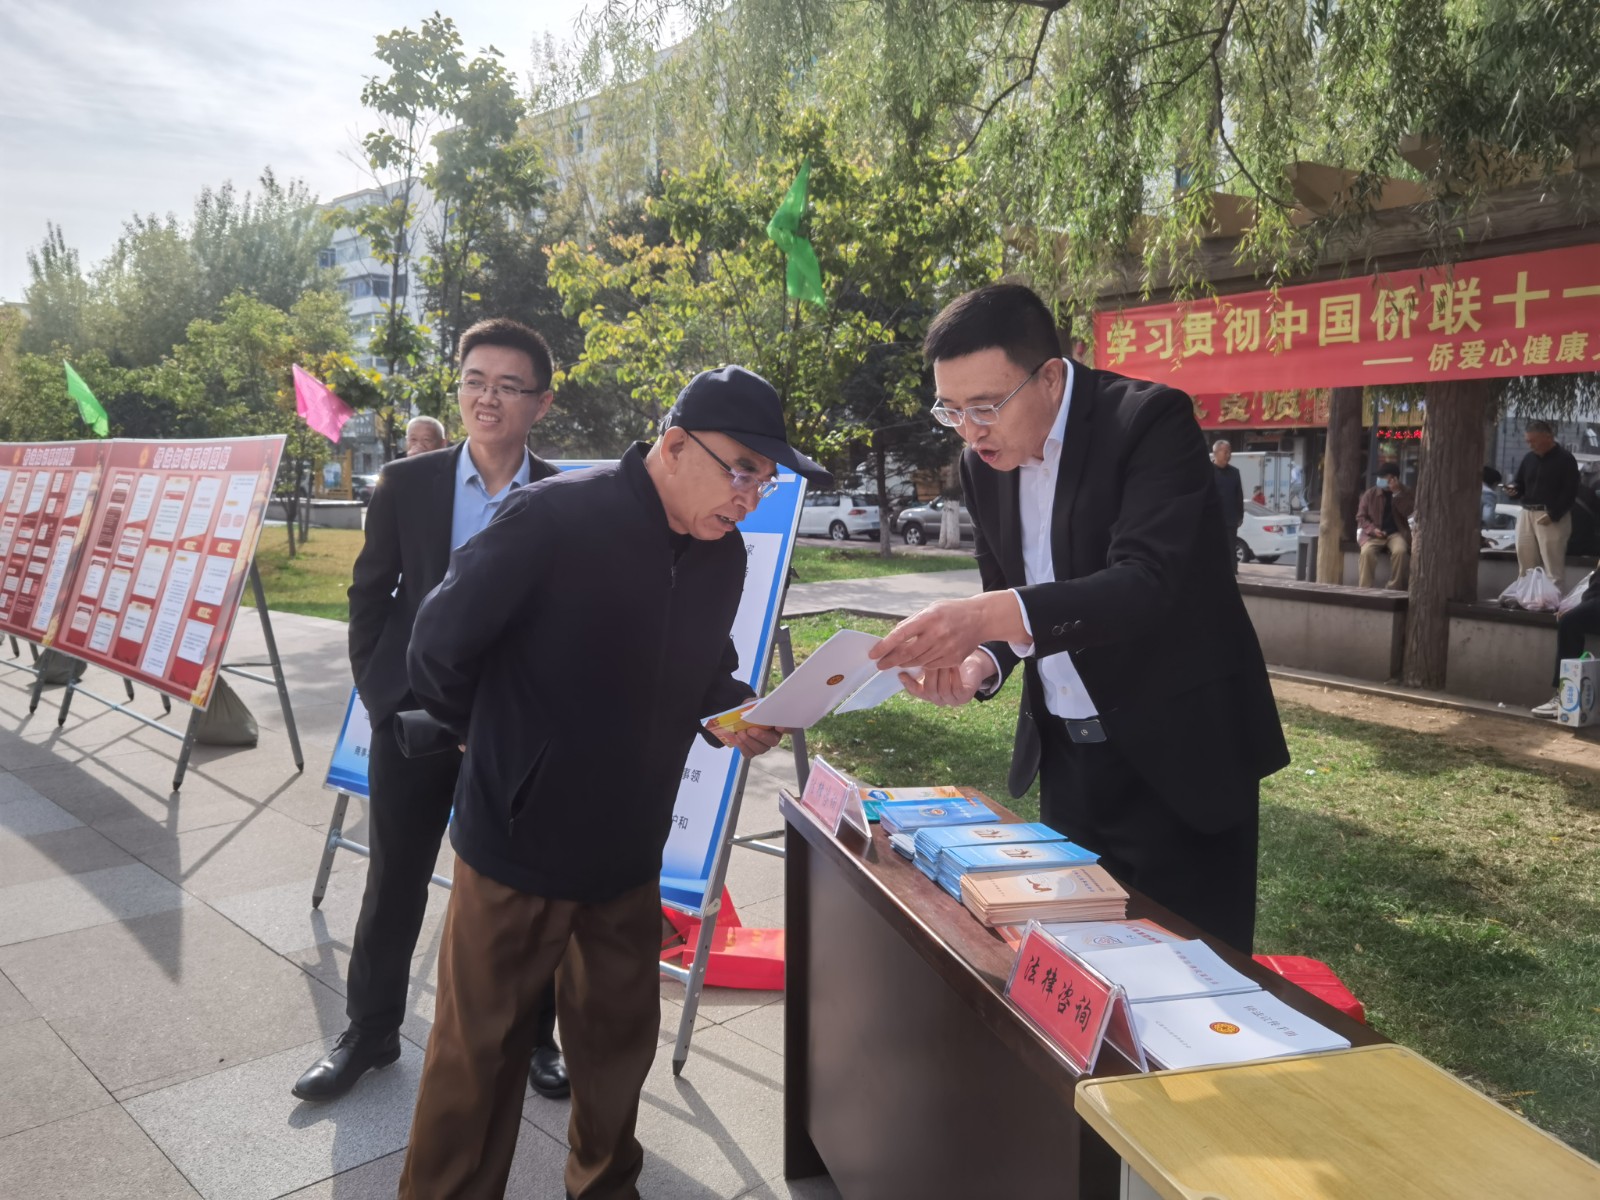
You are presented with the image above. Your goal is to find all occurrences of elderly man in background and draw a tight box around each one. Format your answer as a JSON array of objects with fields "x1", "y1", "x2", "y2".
[
  {"x1": 1212, "y1": 439, "x2": 1245, "y2": 573},
  {"x1": 1506, "y1": 420, "x2": 1580, "y2": 588},
  {"x1": 1356, "y1": 464, "x2": 1414, "y2": 590},
  {"x1": 405, "y1": 415, "x2": 448, "y2": 457}
]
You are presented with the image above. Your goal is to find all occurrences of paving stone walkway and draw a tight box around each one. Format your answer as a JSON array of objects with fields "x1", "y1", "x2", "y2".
[{"x1": 0, "y1": 612, "x2": 837, "y2": 1200}]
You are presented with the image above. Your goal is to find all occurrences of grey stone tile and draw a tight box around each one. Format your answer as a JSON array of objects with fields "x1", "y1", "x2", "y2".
[
  {"x1": 521, "y1": 1025, "x2": 785, "y2": 1196},
  {"x1": 720, "y1": 999, "x2": 785, "y2": 1058},
  {"x1": 738, "y1": 1175, "x2": 843, "y2": 1199},
  {"x1": 738, "y1": 894, "x2": 787, "y2": 931},
  {"x1": 0, "y1": 1103, "x2": 200, "y2": 1200},
  {"x1": 281, "y1": 1120, "x2": 568, "y2": 1198},
  {"x1": 661, "y1": 979, "x2": 784, "y2": 1028},
  {"x1": 723, "y1": 844, "x2": 786, "y2": 908},
  {"x1": 0, "y1": 905, "x2": 347, "y2": 1096},
  {"x1": 0, "y1": 824, "x2": 134, "y2": 887},
  {"x1": 210, "y1": 861, "x2": 377, "y2": 956},
  {"x1": 0, "y1": 970, "x2": 35, "y2": 1029},
  {"x1": 11, "y1": 755, "x2": 259, "y2": 832},
  {"x1": 0, "y1": 1018, "x2": 113, "y2": 1138},
  {"x1": 125, "y1": 1034, "x2": 425, "y2": 1200},
  {"x1": 113, "y1": 806, "x2": 333, "y2": 902},
  {"x1": 0, "y1": 862, "x2": 195, "y2": 947},
  {"x1": 0, "y1": 787, "x2": 82, "y2": 836},
  {"x1": 286, "y1": 939, "x2": 442, "y2": 1052}
]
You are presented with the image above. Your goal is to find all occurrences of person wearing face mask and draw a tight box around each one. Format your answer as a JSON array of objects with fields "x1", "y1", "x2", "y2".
[
  {"x1": 1356, "y1": 464, "x2": 1415, "y2": 590},
  {"x1": 869, "y1": 282, "x2": 1286, "y2": 955},
  {"x1": 397, "y1": 365, "x2": 832, "y2": 1200}
]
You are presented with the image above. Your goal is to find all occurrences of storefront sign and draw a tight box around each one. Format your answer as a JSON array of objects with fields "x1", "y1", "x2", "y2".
[
  {"x1": 1096, "y1": 245, "x2": 1600, "y2": 391},
  {"x1": 1192, "y1": 389, "x2": 1330, "y2": 430}
]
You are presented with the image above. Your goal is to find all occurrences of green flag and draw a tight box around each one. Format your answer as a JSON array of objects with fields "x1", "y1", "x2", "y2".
[
  {"x1": 766, "y1": 159, "x2": 827, "y2": 308},
  {"x1": 63, "y1": 362, "x2": 108, "y2": 437}
]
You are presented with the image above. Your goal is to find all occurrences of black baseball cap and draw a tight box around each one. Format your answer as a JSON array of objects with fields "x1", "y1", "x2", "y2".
[{"x1": 664, "y1": 365, "x2": 834, "y2": 488}]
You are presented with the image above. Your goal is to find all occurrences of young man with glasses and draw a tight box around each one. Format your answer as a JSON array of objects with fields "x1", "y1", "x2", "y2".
[
  {"x1": 871, "y1": 283, "x2": 1287, "y2": 953},
  {"x1": 293, "y1": 318, "x2": 570, "y2": 1104},
  {"x1": 398, "y1": 365, "x2": 831, "y2": 1199}
]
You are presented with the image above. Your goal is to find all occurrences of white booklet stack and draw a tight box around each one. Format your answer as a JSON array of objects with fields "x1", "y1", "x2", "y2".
[{"x1": 1062, "y1": 935, "x2": 1351, "y2": 1069}]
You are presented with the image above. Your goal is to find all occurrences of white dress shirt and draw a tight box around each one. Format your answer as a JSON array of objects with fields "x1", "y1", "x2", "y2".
[{"x1": 980, "y1": 360, "x2": 1099, "y2": 719}]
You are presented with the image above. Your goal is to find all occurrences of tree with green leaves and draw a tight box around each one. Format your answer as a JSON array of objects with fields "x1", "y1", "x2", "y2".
[
  {"x1": 547, "y1": 107, "x2": 1001, "y2": 544},
  {"x1": 577, "y1": 0, "x2": 1600, "y2": 684}
]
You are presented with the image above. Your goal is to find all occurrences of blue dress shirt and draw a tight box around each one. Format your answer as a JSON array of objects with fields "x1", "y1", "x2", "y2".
[{"x1": 450, "y1": 443, "x2": 533, "y2": 551}]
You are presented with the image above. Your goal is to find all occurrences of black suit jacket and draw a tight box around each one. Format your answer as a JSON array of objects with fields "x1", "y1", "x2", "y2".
[
  {"x1": 348, "y1": 443, "x2": 558, "y2": 725},
  {"x1": 966, "y1": 363, "x2": 1289, "y2": 834}
]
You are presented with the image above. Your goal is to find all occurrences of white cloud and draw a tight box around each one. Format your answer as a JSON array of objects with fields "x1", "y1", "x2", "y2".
[{"x1": 0, "y1": 0, "x2": 594, "y2": 300}]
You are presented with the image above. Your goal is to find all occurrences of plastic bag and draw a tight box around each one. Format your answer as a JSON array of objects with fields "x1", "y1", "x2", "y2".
[
  {"x1": 192, "y1": 676, "x2": 259, "y2": 747},
  {"x1": 1499, "y1": 566, "x2": 1563, "y2": 612},
  {"x1": 1559, "y1": 572, "x2": 1594, "y2": 616}
]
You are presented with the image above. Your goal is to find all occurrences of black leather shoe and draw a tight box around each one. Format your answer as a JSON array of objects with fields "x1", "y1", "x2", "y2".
[
  {"x1": 291, "y1": 1028, "x2": 401, "y2": 1101},
  {"x1": 529, "y1": 1044, "x2": 569, "y2": 1099}
]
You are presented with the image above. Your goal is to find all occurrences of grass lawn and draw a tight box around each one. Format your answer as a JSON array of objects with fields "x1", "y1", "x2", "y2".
[
  {"x1": 788, "y1": 542, "x2": 973, "y2": 583},
  {"x1": 251, "y1": 526, "x2": 973, "y2": 620},
  {"x1": 779, "y1": 611, "x2": 1600, "y2": 1159},
  {"x1": 253, "y1": 525, "x2": 363, "y2": 621}
]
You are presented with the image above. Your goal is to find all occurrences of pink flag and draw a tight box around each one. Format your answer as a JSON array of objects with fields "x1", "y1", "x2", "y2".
[{"x1": 292, "y1": 364, "x2": 354, "y2": 443}]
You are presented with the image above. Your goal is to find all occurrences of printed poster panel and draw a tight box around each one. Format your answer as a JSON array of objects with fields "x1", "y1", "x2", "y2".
[
  {"x1": 317, "y1": 460, "x2": 806, "y2": 918},
  {"x1": 51, "y1": 436, "x2": 285, "y2": 708},
  {"x1": 0, "y1": 441, "x2": 108, "y2": 643}
]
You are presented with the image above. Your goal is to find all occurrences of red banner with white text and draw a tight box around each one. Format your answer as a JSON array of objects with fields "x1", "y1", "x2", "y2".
[{"x1": 1095, "y1": 245, "x2": 1600, "y2": 393}]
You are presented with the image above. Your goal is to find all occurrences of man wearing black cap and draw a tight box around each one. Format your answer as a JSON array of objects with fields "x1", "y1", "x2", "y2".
[{"x1": 398, "y1": 365, "x2": 832, "y2": 1200}]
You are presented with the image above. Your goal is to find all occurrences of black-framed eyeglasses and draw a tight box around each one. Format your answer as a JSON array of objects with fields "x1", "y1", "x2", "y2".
[
  {"x1": 683, "y1": 430, "x2": 779, "y2": 499},
  {"x1": 930, "y1": 361, "x2": 1049, "y2": 428},
  {"x1": 458, "y1": 378, "x2": 545, "y2": 403}
]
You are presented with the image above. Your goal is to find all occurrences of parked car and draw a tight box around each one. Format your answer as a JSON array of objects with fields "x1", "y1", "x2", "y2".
[
  {"x1": 894, "y1": 497, "x2": 974, "y2": 546},
  {"x1": 1480, "y1": 502, "x2": 1521, "y2": 553},
  {"x1": 1236, "y1": 501, "x2": 1299, "y2": 563},
  {"x1": 798, "y1": 491, "x2": 881, "y2": 540},
  {"x1": 353, "y1": 473, "x2": 380, "y2": 505}
]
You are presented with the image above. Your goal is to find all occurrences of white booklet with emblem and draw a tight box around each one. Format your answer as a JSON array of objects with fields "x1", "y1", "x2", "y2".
[{"x1": 703, "y1": 628, "x2": 910, "y2": 741}]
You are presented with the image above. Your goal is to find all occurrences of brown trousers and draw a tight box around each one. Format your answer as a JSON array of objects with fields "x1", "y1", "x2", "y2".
[{"x1": 398, "y1": 858, "x2": 662, "y2": 1200}]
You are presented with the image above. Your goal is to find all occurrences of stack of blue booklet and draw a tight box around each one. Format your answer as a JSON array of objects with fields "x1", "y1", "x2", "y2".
[
  {"x1": 936, "y1": 839, "x2": 1100, "y2": 900},
  {"x1": 877, "y1": 796, "x2": 995, "y2": 838},
  {"x1": 912, "y1": 822, "x2": 1062, "y2": 884}
]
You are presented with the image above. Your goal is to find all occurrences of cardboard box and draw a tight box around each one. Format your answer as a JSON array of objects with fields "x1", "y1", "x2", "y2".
[{"x1": 1556, "y1": 656, "x2": 1600, "y2": 726}]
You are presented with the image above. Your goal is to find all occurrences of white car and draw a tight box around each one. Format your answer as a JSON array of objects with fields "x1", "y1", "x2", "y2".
[
  {"x1": 798, "y1": 492, "x2": 881, "y2": 541},
  {"x1": 1236, "y1": 501, "x2": 1299, "y2": 564},
  {"x1": 1481, "y1": 502, "x2": 1520, "y2": 553}
]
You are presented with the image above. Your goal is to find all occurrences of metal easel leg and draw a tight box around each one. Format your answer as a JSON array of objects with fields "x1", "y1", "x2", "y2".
[
  {"x1": 312, "y1": 792, "x2": 351, "y2": 909},
  {"x1": 775, "y1": 625, "x2": 811, "y2": 791},
  {"x1": 250, "y1": 563, "x2": 304, "y2": 771},
  {"x1": 672, "y1": 757, "x2": 755, "y2": 1076},
  {"x1": 173, "y1": 707, "x2": 202, "y2": 792}
]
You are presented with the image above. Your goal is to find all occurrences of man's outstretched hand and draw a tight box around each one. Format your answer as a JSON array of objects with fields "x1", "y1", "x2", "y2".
[
  {"x1": 899, "y1": 650, "x2": 997, "y2": 708},
  {"x1": 870, "y1": 592, "x2": 1026, "y2": 671}
]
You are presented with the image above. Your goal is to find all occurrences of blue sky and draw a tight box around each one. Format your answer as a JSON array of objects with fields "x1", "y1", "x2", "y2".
[{"x1": 0, "y1": 0, "x2": 594, "y2": 301}]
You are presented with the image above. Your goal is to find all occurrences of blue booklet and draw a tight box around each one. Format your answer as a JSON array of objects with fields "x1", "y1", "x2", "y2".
[
  {"x1": 914, "y1": 822, "x2": 1065, "y2": 883},
  {"x1": 941, "y1": 840, "x2": 1099, "y2": 875},
  {"x1": 877, "y1": 796, "x2": 995, "y2": 836}
]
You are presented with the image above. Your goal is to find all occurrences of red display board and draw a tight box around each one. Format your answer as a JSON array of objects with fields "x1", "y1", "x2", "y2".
[
  {"x1": 1095, "y1": 245, "x2": 1600, "y2": 392},
  {"x1": 0, "y1": 442, "x2": 109, "y2": 643},
  {"x1": 51, "y1": 436, "x2": 284, "y2": 708}
]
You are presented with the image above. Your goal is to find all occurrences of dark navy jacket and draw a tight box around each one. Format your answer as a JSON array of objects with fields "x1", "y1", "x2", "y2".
[{"x1": 408, "y1": 443, "x2": 754, "y2": 901}]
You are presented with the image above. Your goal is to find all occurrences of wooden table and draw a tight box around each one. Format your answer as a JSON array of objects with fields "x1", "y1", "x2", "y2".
[
  {"x1": 1075, "y1": 1043, "x2": 1600, "y2": 1199},
  {"x1": 780, "y1": 790, "x2": 1382, "y2": 1200}
]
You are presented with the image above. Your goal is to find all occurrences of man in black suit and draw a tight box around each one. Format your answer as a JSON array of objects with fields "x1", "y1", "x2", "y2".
[
  {"x1": 292, "y1": 318, "x2": 569, "y2": 1101},
  {"x1": 872, "y1": 283, "x2": 1287, "y2": 952}
]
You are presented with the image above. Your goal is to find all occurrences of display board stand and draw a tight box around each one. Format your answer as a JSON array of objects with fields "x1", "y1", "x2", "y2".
[
  {"x1": 309, "y1": 622, "x2": 811, "y2": 1073},
  {"x1": 33, "y1": 561, "x2": 302, "y2": 791}
]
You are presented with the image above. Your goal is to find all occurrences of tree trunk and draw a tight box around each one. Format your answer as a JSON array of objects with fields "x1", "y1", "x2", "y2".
[
  {"x1": 1315, "y1": 386, "x2": 1365, "y2": 583},
  {"x1": 1402, "y1": 378, "x2": 1497, "y2": 688},
  {"x1": 874, "y1": 442, "x2": 893, "y2": 560}
]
